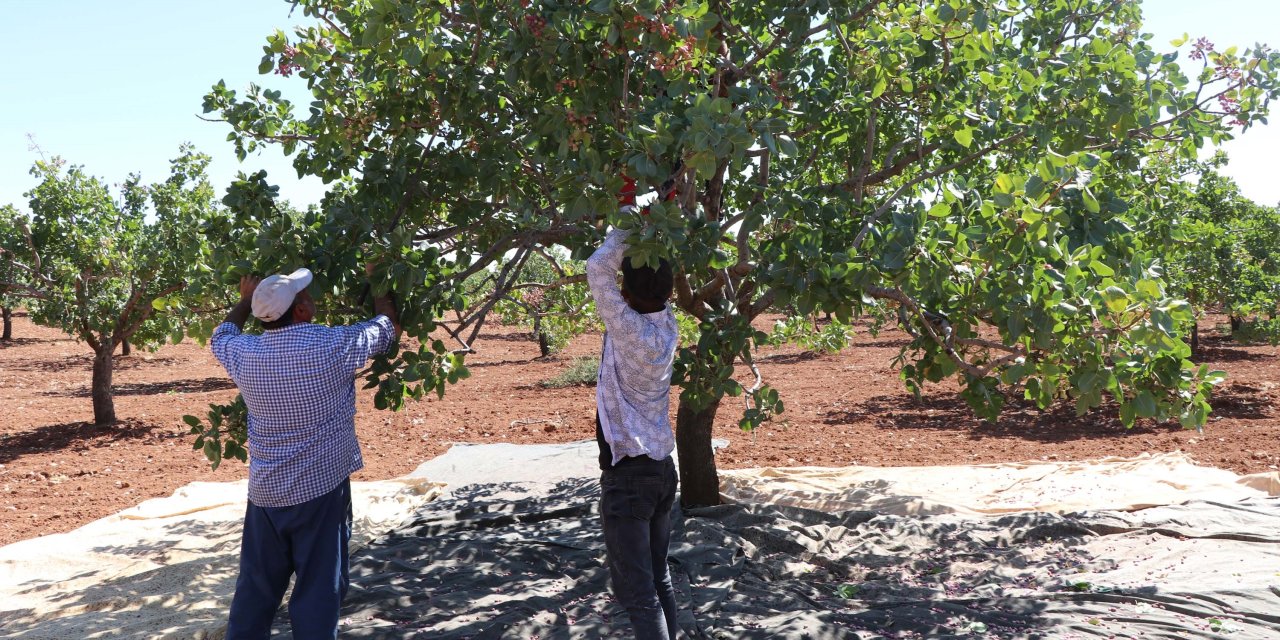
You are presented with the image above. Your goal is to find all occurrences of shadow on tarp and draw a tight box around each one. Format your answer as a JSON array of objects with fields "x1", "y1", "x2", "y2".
[
  {"x1": 267, "y1": 479, "x2": 1064, "y2": 639},
  {"x1": 282, "y1": 473, "x2": 1280, "y2": 640},
  {"x1": 0, "y1": 518, "x2": 241, "y2": 640}
]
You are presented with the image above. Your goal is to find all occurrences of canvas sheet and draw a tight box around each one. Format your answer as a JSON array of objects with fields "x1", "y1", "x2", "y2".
[
  {"x1": 280, "y1": 443, "x2": 1280, "y2": 639},
  {"x1": 5, "y1": 441, "x2": 1280, "y2": 640},
  {"x1": 0, "y1": 477, "x2": 442, "y2": 639},
  {"x1": 718, "y1": 451, "x2": 1280, "y2": 515}
]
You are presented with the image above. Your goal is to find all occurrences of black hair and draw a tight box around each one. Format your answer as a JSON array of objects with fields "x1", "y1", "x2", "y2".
[
  {"x1": 260, "y1": 309, "x2": 296, "y2": 330},
  {"x1": 621, "y1": 256, "x2": 674, "y2": 308}
]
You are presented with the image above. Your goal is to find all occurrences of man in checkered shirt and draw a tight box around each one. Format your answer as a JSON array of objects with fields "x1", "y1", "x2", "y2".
[{"x1": 211, "y1": 266, "x2": 398, "y2": 639}]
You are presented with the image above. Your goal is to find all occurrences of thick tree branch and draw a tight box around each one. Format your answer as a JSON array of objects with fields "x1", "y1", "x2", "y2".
[
  {"x1": 507, "y1": 274, "x2": 587, "y2": 292},
  {"x1": 866, "y1": 285, "x2": 1028, "y2": 378}
]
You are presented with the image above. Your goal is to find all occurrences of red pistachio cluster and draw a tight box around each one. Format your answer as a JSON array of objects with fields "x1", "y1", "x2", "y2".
[
  {"x1": 524, "y1": 14, "x2": 548, "y2": 38},
  {"x1": 1189, "y1": 37, "x2": 1214, "y2": 61},
  {"x1": 276, "y1": 45, "x2": 302, "y2": 77}
]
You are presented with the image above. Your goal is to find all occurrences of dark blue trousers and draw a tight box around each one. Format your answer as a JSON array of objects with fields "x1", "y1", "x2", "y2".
[
  {"x1": 601, "y1": 455, "x2": 680, "y2": 639},
  {"x1": 226, "y1": 478, "x2": 352, "y2": 640}
]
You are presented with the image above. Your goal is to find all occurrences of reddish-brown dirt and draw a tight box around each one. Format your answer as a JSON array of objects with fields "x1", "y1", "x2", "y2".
[{"x1": 1, "y1": 310, "x2": 1277, "y2": 546}]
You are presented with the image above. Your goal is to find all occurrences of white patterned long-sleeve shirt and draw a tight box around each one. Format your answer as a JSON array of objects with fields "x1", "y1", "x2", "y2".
[{"x1": 587, "y1": 227, "x2": 679, "y2": 466}]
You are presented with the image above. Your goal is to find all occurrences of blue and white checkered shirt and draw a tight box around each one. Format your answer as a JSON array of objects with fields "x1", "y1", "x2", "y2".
[{"x1": 211, "y1": 316, "x2": 396, "y2": 508}]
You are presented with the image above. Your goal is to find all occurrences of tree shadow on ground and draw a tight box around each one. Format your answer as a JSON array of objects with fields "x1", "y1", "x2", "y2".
[
  {"x1": 1195, "y1": 334, "x2": 1272, "y2": 363},
  {"x1": 758, "y1": 351, "x2": 823, "y2": 365},
  {"x1": 848, "y1": 336, "x2": 914, "y2": 350},
  {"x1": 466, "y1": 357, "x2": 550, "y2": 369},
  {"x1": 474, "y1": 331, "x2": 543, "y2": 344},
  {"x1": 2, "y1": 353, "x2": 180, "y2": 373},
  {"x1": 0, "y1": 337, "x2": 54, "y2": 348},
  {"x1": 824, "y1": 393, "x2": 1186, "y2": 443},
  {"x1": 0, "y1": 419, "x2": 160, "y2": 464},
  {"x1": 38, "y1": 377, "x2": 236, "y2": 398},
  {"x1": 1209, "y1": 382, "x2": 1276, "y2": 419},
  {"x1": 313, "y1": 478, "x2": 1079, "y2": 639}
]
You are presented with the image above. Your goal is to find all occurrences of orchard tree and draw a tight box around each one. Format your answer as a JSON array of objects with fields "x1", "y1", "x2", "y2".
[
  {"x1": 1152, "y1": 159, "x2": 1280, "y2": 348},
  {"x1": 0, "y1": 149, "x2": 221, "y2": 425},
  {"x1": 0, "y1": 204, "x2": 31, "y2": 340},
  {"x1": 489, "y1": 253, "x2": 597, "y2": 357},
  {"x1": 206, "y1": 0, "x2": 1280, "y2": 505}
]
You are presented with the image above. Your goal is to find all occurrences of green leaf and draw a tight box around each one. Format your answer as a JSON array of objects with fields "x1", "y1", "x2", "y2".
[
  {"x1": 1102, "y1": 286, "x2": 1129, "y2": 313},
  {"x1": 1024, "y1": 175, "x2": 1045, "y2": 199},
  {"x1": 688, "y1": 150, "x2": 716, "y2": 176},
  {"x1": 570, "y1": 195, "x2": 593, "y2": 220},
  {"x1": 870, "y1": 76, "x2": 888, "y2": 99},
  {"x1": 1082, "y1": 189, "x2": 1100, "y2": 214},
  {"x1": 776, "y1": 135, "x2": 798, "y2": 157},
  {"x1": 1135, "y1": 279, "x2": 1162, "y2": 299},
  {"x1": 1133, "y1": 391, "x2": 1158, "y2": 418},
  {"x1": 954, "y1": 127, "x2": 974, "y2": 148},
  {"x1": 1090, "y1": 259, "x2": 1115, "y2": 277}
]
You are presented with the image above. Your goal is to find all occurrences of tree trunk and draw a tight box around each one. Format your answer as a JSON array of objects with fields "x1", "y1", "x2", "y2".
[
  {"x1": 1, "y1": 307, "x2": 11, "y2": 341},
  {"x1": 676, "y1": 395, "x2": 722, "y2": 508},
  {"x1": 533, "y1": 315, "x2": 551, "y2": 358},
  {"x1": 1190, "y1": 321, "x2": 1200, "y2": 355},
  {"x1": 92, "y1": 346, "x2": 116, "y2": 426},
  {"x1": 121, "y1": 339, "x2": 131, "y2": 356}
]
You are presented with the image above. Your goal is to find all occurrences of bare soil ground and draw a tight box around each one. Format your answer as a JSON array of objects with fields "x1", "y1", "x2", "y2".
[{"x1": 1, "y1": 311, "x2": 1277, "y2": 546}]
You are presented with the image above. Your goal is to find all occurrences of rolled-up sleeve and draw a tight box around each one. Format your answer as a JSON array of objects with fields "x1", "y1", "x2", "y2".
[{"x1": 339, "y1": 315, "x2": 397, "y2": 373}]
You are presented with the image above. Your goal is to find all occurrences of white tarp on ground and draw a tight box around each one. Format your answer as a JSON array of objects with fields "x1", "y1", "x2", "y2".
[
  {"x1": 718, "y1": 451, "x2": 1280, "y2": 515},
  {"x1": 0, "y1": 477, "x2": 442, "y2": 640},
  {"x1": 4, "y1": 442, "x2": 1280, "y2": 639}
]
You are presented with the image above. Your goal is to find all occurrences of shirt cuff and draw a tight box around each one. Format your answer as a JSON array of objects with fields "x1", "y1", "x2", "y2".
[{"x1": 212, "y1": 322, "x2": 242, "y2": 338}]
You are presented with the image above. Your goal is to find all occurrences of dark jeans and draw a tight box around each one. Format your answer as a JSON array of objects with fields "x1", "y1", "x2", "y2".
[
  {"x1": 226, "y1": 478, "x2": 353, "y2": 640},
  {"x1": 601, "y1": 455, "x2": 680, "y2": 639}
]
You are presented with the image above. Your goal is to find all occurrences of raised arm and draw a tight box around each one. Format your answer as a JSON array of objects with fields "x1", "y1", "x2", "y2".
[
  {"x1": 586, "y1": 225, "x2": 636, "y2": 334},
  {"x1": 222, "y1": 275, "x2": 260, "y2": 330}
]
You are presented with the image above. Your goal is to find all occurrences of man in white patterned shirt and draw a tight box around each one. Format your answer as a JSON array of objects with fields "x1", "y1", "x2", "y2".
[
  {"x1": 211, "y1": 266, "x2": 398, "y2": 639},
  {"x1": 588, "y1": 177, "x2": 682, "y2": 639}
]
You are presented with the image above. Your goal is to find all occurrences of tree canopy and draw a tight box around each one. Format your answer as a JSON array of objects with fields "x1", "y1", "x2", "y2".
[{"x1": 204, "y1": 0, "x2": 1280, "y2": 504}]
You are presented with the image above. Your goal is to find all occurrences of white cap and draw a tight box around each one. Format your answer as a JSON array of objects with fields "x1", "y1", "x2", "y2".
[{"x1": 251, "y1": 268, "x2": 313, "y2": 322}]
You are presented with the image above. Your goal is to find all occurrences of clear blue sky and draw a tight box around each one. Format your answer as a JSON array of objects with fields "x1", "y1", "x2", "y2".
[
  {"x1": 1, "y1": 0, "x2": 1277, "y2": 213},
  {"x1": 0, "y1": 0, "x2": 324, "y2": 210}
]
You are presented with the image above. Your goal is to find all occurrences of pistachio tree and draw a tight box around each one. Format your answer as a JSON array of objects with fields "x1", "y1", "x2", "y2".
[
  {"x1": 0, "y1": 149, "x2": 220, "y2": 425},
  {"x1": 1150, "y1": 157, "x2": 1280, "y2": 348},
  {"x1": 0, "y1": 204, "x2": 30, "y2": 340},
  {"x1": 205, "y1": 0, "x2": 1279, "y2": 505}
]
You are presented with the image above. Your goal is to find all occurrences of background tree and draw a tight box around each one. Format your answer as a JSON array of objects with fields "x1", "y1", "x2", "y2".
[
  {"x1": 206, "y1": 0, "x2": 1280, "y2": 505},
  {"x1": 0, "y1": 148, "x2": 221, "y2": 425},
  {"x1": 1159, "y1": 161, "x2": 1280, "y2": 348},
  {"x1": 0, "y1": 204, "x2": 32, "y2": 341},
  {"x1": 490, "y1": 253, "x2": 597, "y2": 358}
]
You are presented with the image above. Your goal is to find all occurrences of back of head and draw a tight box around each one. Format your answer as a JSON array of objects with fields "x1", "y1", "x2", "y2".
[{"x1": 622, "y1": 256, "x2": 674, "y2": 310}]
